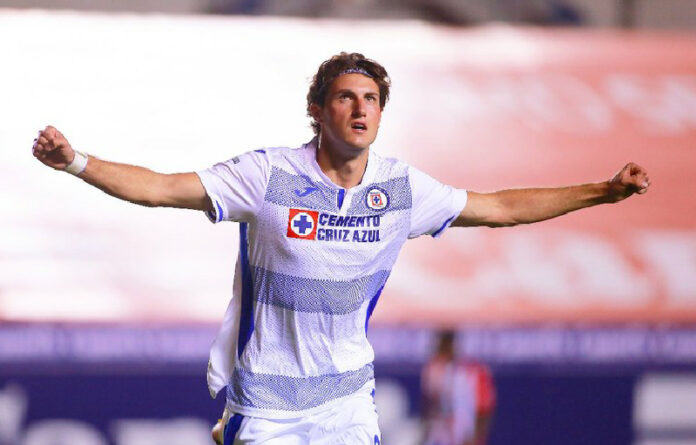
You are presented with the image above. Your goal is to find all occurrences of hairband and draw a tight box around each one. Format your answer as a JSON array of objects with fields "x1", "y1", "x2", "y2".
[{"x1": 339, "y1": 68, "x2": 373, "y2": 78}]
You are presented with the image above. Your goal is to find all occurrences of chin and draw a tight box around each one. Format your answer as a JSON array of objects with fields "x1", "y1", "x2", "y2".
[
  {"x1": 347, "y1": 141, "x2": 371, "y2": 152},
  {"x1": 347, "y1": 135, "x2": 376, "y2": 151},
  {"x1": 323, "y1": 130, "x2": 375, "y2": 153},
  {"x1": 335, "y1": 137, "x2": 366, "y2": 151}
]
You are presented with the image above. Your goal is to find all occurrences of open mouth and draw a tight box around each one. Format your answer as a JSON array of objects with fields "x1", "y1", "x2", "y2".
[{"x1": 351, "y1": 123, "x2": 367, "y2": 132}]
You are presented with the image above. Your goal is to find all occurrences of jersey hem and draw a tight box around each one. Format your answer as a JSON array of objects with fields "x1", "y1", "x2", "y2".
[{"x1": 224, "y1": 379, "x2": 376, "y2": 420}]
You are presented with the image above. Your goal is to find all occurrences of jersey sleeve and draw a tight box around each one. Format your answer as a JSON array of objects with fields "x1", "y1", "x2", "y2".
[
  {"x1": 408, "y1": 165, "x2": 468, "y2": 239},
  {"x1": 196, "y1": 150, "x2": 271, "y2": 223}
]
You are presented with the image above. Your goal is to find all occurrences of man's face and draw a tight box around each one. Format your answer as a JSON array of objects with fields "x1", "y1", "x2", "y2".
[{"x1": 314, "y1": 73, "x2": 382, "y2": 152}]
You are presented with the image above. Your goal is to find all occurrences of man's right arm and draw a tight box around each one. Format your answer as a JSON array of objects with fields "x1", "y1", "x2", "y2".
[{"x1": 32, "y1": 125, "x2": 212, "y2": 211}]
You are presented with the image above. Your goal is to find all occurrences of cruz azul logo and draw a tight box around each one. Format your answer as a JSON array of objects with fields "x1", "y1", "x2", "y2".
[
  {"x1": 366, "y1": 187, "x2": 389, "y2": 211},
  {"x1": 287, "y1": 209, "x2": 319, "y2": 240},
  {"x1": 287, "y1": 208, "x2": 381, "y2": 243}
]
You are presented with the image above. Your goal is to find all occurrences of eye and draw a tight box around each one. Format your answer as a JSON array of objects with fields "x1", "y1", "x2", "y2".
[{"x1": 366, "y1": 95, "x2": 378, "y2": 102}]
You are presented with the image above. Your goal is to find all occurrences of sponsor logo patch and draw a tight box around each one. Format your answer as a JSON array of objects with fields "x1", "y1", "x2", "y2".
[
  {"x1": 287, "y1": 209, "x2": 318, "y2": 240},
  {"x1": 366, "y1": 187, "x2": 389, "y2": 211}
]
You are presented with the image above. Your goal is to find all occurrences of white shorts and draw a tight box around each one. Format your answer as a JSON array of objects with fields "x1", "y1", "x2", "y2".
[{"x1": 224, "y1": 382, "x2": 381, "y2": 445}]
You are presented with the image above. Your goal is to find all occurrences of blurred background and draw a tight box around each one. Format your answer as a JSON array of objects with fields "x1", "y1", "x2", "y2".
[{"x1": 1, "y1": 1, "x2": 696, "y2": 444}]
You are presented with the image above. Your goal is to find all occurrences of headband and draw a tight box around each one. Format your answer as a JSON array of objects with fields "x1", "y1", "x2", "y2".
[{"x1": 339, "y1": 68, "x2": 373, "y2": 78}]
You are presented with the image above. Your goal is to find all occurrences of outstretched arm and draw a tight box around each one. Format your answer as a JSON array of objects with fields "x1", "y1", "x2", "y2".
[
  {"x1": 32, "y1": 125, "x2": 212, "y2": 211},
  {"x1": 453, "y1": 163, "x2": 650, "y2": 228}
]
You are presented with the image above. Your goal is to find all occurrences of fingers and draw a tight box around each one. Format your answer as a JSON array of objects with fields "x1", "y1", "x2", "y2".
[
  {"x1": 42, "y1": 125, "x2": 62, "y2": 140},
  {"x1": 32, "y1": 135, "x2": 52, "y2": 158},
  {"x1": 32, "y1": 125, "x2": 74, "y2": 170},
  {"x1": 32, "y1": 125, "x2": 64, "y2": 154},
  {"x1": 624, "y1": 162, "x2": 650, "y2": 194},
  {"x1": 32, "y1": 134, "x2": 46, "y2": 156},
  {"x1": 610, "y1": 162, "x2": 650, "y2": 201},
  {"x1": 635, "y1": 173, "x2": 650, "y2": 194},
  {"x1": 32, "y1": 137, "x2": 52, "y2": 162},
  {"x1": 40, "y1": 126, "x2": 63, "y2": 147},
  {"x1": 630, "y1": 163, "x2": 649, "y2": 189},
  {"x1": 627, "y1": 162, "x2": 644, "y2": 175}
]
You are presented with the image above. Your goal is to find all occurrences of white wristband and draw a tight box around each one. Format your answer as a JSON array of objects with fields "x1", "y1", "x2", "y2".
[{"x1": 65, "y1": 150, "x2": 88, "y2": 175}]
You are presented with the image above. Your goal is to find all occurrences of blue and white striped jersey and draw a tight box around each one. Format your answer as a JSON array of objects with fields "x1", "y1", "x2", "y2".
[{"x1": 197, "y1": 138, "x2": 468, "y2": 419}]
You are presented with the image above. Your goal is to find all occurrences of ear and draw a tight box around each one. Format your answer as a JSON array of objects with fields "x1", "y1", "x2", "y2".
[{"x1": 309, "y1": 103, "x2": 323, "y2": 124}]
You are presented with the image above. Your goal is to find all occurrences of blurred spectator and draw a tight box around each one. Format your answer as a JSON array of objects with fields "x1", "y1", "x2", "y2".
[{"x1": 421, "y1": 330, "x2": 495, "y2": 445}]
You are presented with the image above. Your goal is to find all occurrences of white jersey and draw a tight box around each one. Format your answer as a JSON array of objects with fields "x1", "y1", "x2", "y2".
[{"x1": 197, "y1": 138, "x2": 468, "y2": 419}]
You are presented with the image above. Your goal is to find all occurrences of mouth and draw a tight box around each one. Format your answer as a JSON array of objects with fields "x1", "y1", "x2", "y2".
[{"x1": 351, "y1": 122, "x2": 367, "y2": 133}]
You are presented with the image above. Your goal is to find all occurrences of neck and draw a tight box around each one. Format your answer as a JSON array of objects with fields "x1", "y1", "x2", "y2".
[{"x1": 315, "y1": 134, "x2": 369, "y2": 189}]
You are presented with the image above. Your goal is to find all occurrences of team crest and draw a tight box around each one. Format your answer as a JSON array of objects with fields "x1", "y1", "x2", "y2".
[
  {"x1": 287, "y1": 209, "x2": 318, "y2": 240},
  {"x1": 366, "y1": 188, "x2": 389, "y2": 211}
]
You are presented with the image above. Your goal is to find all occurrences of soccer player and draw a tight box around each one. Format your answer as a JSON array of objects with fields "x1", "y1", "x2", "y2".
[
  {"x1": 422, "y1": 330, "x2": 495, "y2": 445},
  {"x1": 32, "y1": 52, "x2": 649, "y2": 445}
]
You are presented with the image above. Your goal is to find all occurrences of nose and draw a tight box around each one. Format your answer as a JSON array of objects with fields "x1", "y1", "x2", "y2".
[{"x1": 352, "y1": 98, "x2": 366, "y2": 117}]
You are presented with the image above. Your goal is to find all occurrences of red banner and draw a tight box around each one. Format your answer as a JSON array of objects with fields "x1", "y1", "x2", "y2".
[
  {"x1": 375, "y1": 28, "x2": 696, "y2": 323},
  {"x1": 2, "y1": 14, "x2": 694, "y2": 324}
]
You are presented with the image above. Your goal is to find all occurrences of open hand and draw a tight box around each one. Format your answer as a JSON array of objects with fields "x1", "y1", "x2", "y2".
[
  {"x1": 607, "y1": 162, "x2": 650, "y2": 203},
  {"x1": 32, "y1": 125, "x2": 75, "y2": 170}
]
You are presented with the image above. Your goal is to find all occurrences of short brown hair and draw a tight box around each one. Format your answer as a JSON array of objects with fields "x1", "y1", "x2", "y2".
[{"x1": 307, "y1": 52, "x2": 391, "y2": 134}]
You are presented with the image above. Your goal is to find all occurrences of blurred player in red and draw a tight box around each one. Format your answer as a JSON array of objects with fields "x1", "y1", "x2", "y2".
[{"x1": 422, "y1": 331, "x2": 495, "y2": 445}]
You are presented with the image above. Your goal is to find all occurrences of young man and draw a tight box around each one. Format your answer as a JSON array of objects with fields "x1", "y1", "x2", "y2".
[{"x1": 32, "y1": 52, "x2": 649, "y2": 445}]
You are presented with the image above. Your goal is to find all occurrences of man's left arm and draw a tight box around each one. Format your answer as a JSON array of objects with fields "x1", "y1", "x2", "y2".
[{"x1": 453, "y1": 163, "x2": 650, "y2": 228}]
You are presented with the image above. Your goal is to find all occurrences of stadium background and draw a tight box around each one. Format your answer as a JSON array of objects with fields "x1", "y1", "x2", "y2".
[{"x1": 1, "y1": 1, "x2": 695, "y2": 444}]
